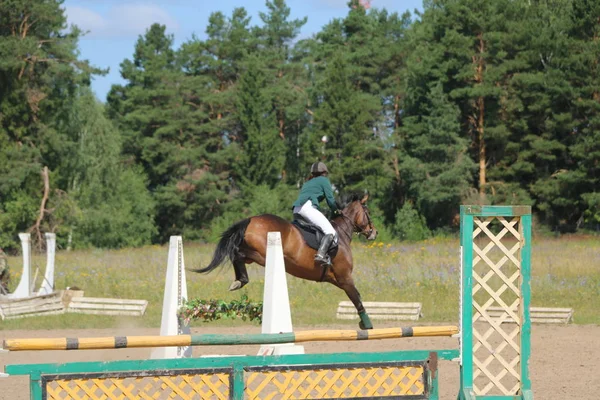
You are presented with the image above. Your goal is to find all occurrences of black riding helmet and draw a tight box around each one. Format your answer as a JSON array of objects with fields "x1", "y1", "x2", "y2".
[{"x1": 311, "y1": 162, "x2": 328, "y2": 174}]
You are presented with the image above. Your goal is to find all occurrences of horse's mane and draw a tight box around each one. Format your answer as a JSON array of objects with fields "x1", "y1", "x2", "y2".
[{"x1": 338, "y1": 191, "x2": 367, "y2": 209}]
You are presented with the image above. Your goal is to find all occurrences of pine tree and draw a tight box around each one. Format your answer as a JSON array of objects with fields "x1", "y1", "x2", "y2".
[
  {"x1": 235, "y1": 55, "x2": 285, "y2": 186},
  {"x1": 256, "y1": 0, "x2": 309, "y2": 184},
  {"x1": 522, "y1": 0, "x2": 600, "y2": 230},
  {"x1": 401, "y1": 83, "x2": 475, "y2": 228},
  {"x1": 569, "y1": 0, "x2": 600, "y2": 228},
  {"x1": 0, "y1": 0, "x2": 100, "y2": 249},
  {"x1": 311, "y1": 2, "x2": 386, "y2": 194},
  {"x1": 313, "y1": 52, "x2": 381, "y2": 191},
  {"x1": 108, "y1": 24, "x2": 233, "y2": 240}
]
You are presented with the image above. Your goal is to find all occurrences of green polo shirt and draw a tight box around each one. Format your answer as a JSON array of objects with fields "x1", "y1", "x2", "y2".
[{"x1": 293, "y1": 176, "x2": 338, "y2": 212}]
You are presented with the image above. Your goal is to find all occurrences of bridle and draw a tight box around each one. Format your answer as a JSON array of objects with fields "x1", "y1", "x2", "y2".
[
  {"x1": 358, "y1": 204, "x2": 375, "y2": 239},
  {"x1": 338, "y1": 203, "x2": 375, "y2": 239}
]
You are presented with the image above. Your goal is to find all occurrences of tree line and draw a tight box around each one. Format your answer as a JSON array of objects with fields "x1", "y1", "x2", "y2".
[{"x1": 1, "y1": 0, "x2": 598, "y2": 251}]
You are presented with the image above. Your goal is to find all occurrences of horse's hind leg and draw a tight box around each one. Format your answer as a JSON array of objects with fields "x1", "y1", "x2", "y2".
[
  {"x1": 335, "y1": 277, "x2": 373, "y2": 330},
  {"x1": 229, "y1": 259, "x2": 249, "y2": 291}
]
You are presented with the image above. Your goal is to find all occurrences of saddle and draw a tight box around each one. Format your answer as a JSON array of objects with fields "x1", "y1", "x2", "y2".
[{"x1": 291, "y1": 214, "x2": 339, "y2": 259}]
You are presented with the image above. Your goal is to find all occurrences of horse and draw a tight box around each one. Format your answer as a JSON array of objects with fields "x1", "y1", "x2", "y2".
[{"x1": 193, "y1": 193, "x2": 378, "y2": 330}]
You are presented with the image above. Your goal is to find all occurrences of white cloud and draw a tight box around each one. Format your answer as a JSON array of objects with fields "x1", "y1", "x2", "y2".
[
  {"x1": 65, "y1": 3, "x2": 180, "y2": 39},
  {"x1": 66, "y1": 6, "x2": 105, "y2": 32}
]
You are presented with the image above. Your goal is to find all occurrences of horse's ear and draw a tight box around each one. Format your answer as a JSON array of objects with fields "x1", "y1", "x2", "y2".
[{"x1": 360, "y1": 193, "x2": 369, "y2": 204}]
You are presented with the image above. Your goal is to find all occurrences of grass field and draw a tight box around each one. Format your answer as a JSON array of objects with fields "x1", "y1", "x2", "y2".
[{"x1": 1, "y1": 234, "x2": 598, "y2": 330}]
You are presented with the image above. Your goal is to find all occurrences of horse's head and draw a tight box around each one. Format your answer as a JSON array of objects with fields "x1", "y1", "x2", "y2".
[{"x1": 340, "y1": 193, "x2": 378, "y2": 241}]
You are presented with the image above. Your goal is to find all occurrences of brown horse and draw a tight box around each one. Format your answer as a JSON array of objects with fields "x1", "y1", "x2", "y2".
[{"x1": 193, "y1": 193, "x2": 378, "y2": 329}]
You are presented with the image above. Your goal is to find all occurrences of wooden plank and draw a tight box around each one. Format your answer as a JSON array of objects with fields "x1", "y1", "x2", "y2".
[
  {"x1": 2, "y1": 303, "x2": 63, "y2": 314},
  {"x1": 487, "y1": 306, "x2": 573, "y2": 313},
  {"x1": 67, "y1": 309, "x2": 146, "y2": 317},
  {"x1": 337, "y1": 306, "x2": 422, "y2": 315},
  {"x1": 530, "y1": 318, "x2": 572, "y2": 324},
  {"x1": 0, "y1": 291, "x2": 63, "y2": 305},
  {"x1": 66, "y1": 297, "x2": 148, "y2": 316},
  {"x1": 1, "y1": 298, "x2": 63, "y2": 309},
  {"x1": 338, "y1": 301, "x2": 422, "y2": 308},
  {"x1": 69, "y1": 302, "x2": 147, "y2": 311},
  {"x1": 0, "y1": 292, "x2": 65, "y2": 319},
  {"x1": 2, "y1": 303, "x2": 65, "y2": 319},
  {"x1": 70, "y1": 297, "x2": 147, "y2": 305},
  {"x1": 4, "y1": 310, "x2": 65, "y2": 320},
  {"x1": 530, "y1": 307, "x2": 573, "y2": 313},
  {"x1": 337, "y1": 314, "x2": 421, "y2": 321},
  {"x1": 484, "y1": 306, "x2": 573, "y2": 324},
  {"x1": 336, "y1": 301, "x2": 422, "y2": 321},
  {"x1": 4, "y1": 306, "x2": 64, "y2": 316},
  {"x1": 0, "y1": 292, "x2": 149, "y2": 318}
]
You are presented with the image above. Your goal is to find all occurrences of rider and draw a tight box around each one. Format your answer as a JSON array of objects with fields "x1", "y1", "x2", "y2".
[{"x1": 292, "y1": 162, "x2": 339, "y2": 265}]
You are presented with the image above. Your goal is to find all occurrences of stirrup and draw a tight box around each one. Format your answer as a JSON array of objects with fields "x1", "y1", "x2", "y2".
[{"x1": 314, "y1": 254, "x2": 331, "y2": 266}]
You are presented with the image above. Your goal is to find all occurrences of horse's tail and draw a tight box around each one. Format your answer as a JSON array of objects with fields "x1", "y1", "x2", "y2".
[{"x1": 193, "y1": 218, "x2": 251, "y2": 273}]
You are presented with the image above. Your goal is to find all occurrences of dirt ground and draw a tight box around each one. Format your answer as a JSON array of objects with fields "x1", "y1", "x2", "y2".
[{"x1": 1, "y1": 323, "x2": 598, "y2": 399}]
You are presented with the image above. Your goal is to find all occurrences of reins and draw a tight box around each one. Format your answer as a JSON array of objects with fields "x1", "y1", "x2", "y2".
[
  {"x1": 334, "y1": 204, "x2": 372, "y2": 241},
  {"x1": 333, "y1": 211, "x2": 355, "y2": 242}
]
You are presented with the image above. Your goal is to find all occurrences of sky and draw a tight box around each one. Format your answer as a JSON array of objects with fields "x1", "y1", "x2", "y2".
[{"x1": 63, "y1": 0, "x2": 423, "y2": 101}]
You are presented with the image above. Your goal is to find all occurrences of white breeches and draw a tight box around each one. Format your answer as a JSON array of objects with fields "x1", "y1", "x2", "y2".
[{"x1": 293, "y1": 201, "x2": 337, "y2": 241}]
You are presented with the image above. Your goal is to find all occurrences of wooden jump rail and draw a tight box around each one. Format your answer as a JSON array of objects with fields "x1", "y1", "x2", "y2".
[{"x1": 2, "y1": 325, "x2": 459, "y2": 351}]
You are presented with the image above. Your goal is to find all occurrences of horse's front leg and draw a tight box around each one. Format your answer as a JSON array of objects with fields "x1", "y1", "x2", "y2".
[{"x1": 333, "y1": 275, "x2": 373, "y2": 330}]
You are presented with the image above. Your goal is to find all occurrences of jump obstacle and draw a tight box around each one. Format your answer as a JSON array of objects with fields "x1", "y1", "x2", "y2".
[
  {"x1": 0, "y1": 233, "x2": 148, "y2": 319},
  {"x1": 2, "y1": 205, "x2": 535, "y2": 399},
  {"x1": 150, "y1": 232, "x2": 305, "y2": 358},
  {"x1": 0, "y1": 233, "x2": 56, "y2": 300}
]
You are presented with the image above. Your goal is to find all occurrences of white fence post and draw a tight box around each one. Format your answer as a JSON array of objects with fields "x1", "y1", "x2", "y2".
[
  {"x1": 151, "y1": 236, "x2": 192, "y2": 359},
  {"x1": 37, "y1": 233, "x2": 56, "y2": 295},
  {"x1": 258, "y1": 231, "x2": 304, "y2": 356},
  {"x1": 7, "y1": 234, "x2": 32, "y2": 299}
]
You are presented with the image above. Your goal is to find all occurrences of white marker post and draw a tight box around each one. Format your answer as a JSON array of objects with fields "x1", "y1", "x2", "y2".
[
  {"x1": 258, "y1": 232, "x2": 304, "y2": 356},
  {"x1": 151, "y1": 236, "x2": 192, "y2": 359},
  {"x1": 37, "y1": 233, "x2": 56, "y2": 295},
  {"x1": 6, "y1": 233, "x2": 32, "y2": 299}
]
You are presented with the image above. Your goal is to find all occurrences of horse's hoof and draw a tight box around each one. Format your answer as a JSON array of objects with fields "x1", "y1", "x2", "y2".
[
  {"x1": 359, "y1": 321, "x2": 373, "y2": 330},
  {"x1": 229, "y1": 280, "x2": 243, "y2": 291}
]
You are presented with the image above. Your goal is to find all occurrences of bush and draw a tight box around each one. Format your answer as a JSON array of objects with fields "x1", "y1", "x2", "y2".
[
  {"x1": 179, "y1": 295, "x2": 263, "y2": 325},
  {"x1": 393, "y1": 202, "x2": 431, "y2": 241}
]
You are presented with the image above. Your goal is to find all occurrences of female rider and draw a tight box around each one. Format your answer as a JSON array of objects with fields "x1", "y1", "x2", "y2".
[{"x1": 292, "y1": 162, "x2": 339, "y2": 265}]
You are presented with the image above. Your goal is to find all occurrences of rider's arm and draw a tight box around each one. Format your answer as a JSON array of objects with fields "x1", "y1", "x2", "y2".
[{"x1": 322, "y1": 178, "x2": 338, "y2": 213}]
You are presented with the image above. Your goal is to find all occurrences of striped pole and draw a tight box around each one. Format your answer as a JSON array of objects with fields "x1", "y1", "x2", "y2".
[{"x1": 3, "y1": 326, "x2": 459, "y2": 351}]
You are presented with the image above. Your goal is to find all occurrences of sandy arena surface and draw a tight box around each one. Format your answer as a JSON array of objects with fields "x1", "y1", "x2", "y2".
[{"x1": 1, "y1": 323, "x2": 599, "y2": 399}]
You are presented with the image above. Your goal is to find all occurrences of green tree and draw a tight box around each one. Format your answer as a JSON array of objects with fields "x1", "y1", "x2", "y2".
[
  {"x1": 401, "y1": 83, "x2": 475, "y2": 228},
  {"x1": 108, "y1": 24, "x2": 233, "y2": 241},
  {"x1": 256, "y1": 0, "x2": 310, "y2": 184},
  {"x1": 107, "y1": 24, "x2": 177, "y2": 169},
  {"x1": 235, "y1": 55, "x2": 285, "y2": 186},
  {"x1": 0, "y1": 0, "x2": 99, "y2": 250},
  {"x1": 311, "y1": 2, "x2": 386, "y2": 193},
  {"x1": 65, "y1": 88, "x2": 156, "y2": 248}
]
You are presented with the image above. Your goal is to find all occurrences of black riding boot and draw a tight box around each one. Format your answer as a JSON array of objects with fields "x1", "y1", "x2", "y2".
[{"x1": 314, "y1": 234, "x2": 334, "y2": 265}]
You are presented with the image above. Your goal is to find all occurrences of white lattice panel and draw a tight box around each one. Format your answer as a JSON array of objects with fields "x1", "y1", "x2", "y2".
[{"x1": 471, "y1": 216, "x2": 523, "y2": 396}]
